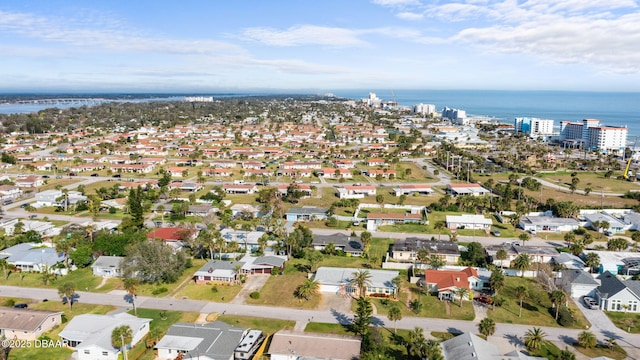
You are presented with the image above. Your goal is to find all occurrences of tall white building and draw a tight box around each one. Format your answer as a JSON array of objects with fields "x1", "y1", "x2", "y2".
[
  {"x1": 559, "y1": 119, "x2": 627, "y2": 152},
  {"x1": 413, "y1": 103, "x2": 436, "y2": 116},
  {"x1": 514, "y1": 117, "x2": 554, "y2": 139},
  {"x1": 442, "y1": 107, "x2": 467, "y2": 125}
]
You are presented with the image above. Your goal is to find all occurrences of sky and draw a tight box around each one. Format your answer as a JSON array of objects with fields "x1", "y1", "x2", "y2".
[{"x1": 1, "y1": 0, "x2": 640, "y2": 92}]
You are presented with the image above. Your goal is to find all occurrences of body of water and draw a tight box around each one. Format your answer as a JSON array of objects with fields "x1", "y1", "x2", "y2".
[{"x1": 334, "y1": 90, "x2": 640, "y2": 137}]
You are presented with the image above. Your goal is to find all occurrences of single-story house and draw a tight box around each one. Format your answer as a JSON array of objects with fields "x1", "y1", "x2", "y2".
[
  {"x1": 556, "y1": 269, "x2": 600, "y2": 299},
  {"x1": 230, "y1": 204, "x2": 262, "y2": 218},
  {"x1": 422, "y1": 267, "x2": 483, "y2": 301},
  {"x1": 518, "y1": 216, "x2": 580, "y2": 233},
  {"x1": 392, "y1": 184, "x2": 433, "y2": 197},
  {"x1": 595, "y1": 271, "x2": 640, "y2": 312},
  {"x1": 314, "y1": 267, "x2": 399, "y2": 298},
  {"x1": 389, "y1": 238, "x2": 460, "y2": 264},
  {"x1": 91, "y1": 256, "x2": 124, "y2": 277},
  {"x1": 583, "y1": 250, "x2": 640, "y2": 275},
  {"x1": 193, "y1": 260, "x2": 244, "y2": 284},
  {"x1": 15, "y1": 176, "x2": 44, "y2": 188},
  {"x1": 278, "y1": 184, "x2": 312, "y2": 198},
  {"x1": 366, "y1": 212, "x2": 422, "y2": 231},
  {"x1": 0, "y1": 185, "x2": 22, "y2": 201},
  {"x1": 220, "y1": 228, "x2": 266, "y2": 252},
  {"x1": 0, "y1": 243, "x2": 66, "y2": 273},
  {"x1": 551, "y1": 253, "x2": 586, "y2": 270},
  {"x1": 268, "y1": 330, "x2": 361, "y2": 360},
  {"x1": 238, "y1": 254, "x2": 286, "y2": 275},
  {"x1": 312, "y1": 233, "x2": 364, "y2": 257},
  {"x1": 35, "y1": 190, "x2": 87, "y2": 207},
  {"x1": 485, "y1": 244, "x2": 558, "y2": 267},
  {"x1": 147, "y1": 227, "x2": 196, "y2": 247},
  {"x1": 59, "y1": 313, "x2": 151, "y2": 360},
  {"x1": 442, "y1": 332, "x2": 546, "y2": 360},
  {"x1": 336, "y1": 185, "x2": 376, "y2": 199},
  {"x1": 223, "y1": 184, "x2": 258, "y2": 195},
  {"x1": 285, "y1": 207, "x2": 328, "y2": 222},
  {"x1": 186, "y1": 204, "x2": 217, "y2": 217},
  {"x1": 582, "y1": 212, "x2": 626, "y2": 234},
  {"x1": 446, "y1": 214, "x2": 492, "y2": 230},
  {"x1": 0, "y1": 307, "x2": 63, "y2": 341},
  {"x1": 446, "y1": 183, "x2": 490, "y2": 197}
]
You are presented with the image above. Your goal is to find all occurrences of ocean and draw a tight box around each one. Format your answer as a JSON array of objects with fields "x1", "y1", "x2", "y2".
[
  {"x1": 333, "y1": 90, "x2": 640, "y2": 137},
  {"x1": 1, "y1": 90, "x2": 639, "y2": 137}
]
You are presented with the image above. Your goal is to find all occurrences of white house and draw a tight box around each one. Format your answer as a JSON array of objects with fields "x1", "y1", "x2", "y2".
[
  {"x1": 91, "y1": 256, "x2": 124, "y2": 277},
  {"x1": 59, "y1": 313, "x2": 151, "y2": 360},
  {"x1": 595, "y1": 272, "x2": 640, "y2": 312},
  {"x1": 35, "y1": 190, "x2": 87, "y2": 207},
  {"x1": 336, "y1": 185, "x2": 376, "y2": 199},
  {"x1": 446, "y1": 214, "x2": 492, "y2": 230},
  {"x1": 313, "y1": 267, "x2": 399, "y2": 298},
  {"x1": 518, "y1": 215, "x2": 579, "y2": 233},
  {"x1": 392, "y1": 184, "x2": 433, "y2": 197},
  {"x1": 556, "y1": 269, "x2": 600, "y2": 299},
  {"x1": 0, "y1": 243, "x2": 66, "y2": 273}
]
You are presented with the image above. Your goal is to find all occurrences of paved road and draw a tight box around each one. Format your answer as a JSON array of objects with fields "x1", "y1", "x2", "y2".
[{"x1": 2, "y1": 285, "x2": 639, "y2": 357}]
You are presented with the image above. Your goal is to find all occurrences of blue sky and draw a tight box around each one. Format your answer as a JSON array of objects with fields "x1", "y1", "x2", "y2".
[{"x1": 1, "y1": 0, "x2": 640, "y2": 92}]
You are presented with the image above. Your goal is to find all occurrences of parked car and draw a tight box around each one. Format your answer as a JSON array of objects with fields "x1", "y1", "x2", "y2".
[
  {"x1": 28, "y1": 214, "x2": 37, "y2": 219},
  {"x1": 583, "y1": 296, "x2": 599, "y2": 309},
  {"x1": 13, "y1": 303, "x2": 28, "y2": 309},
  {"x1": 90, "y1": 173, "x2": 99, "y2": 177},
  {"x1": 68, "y1": 172, "x2": 77, "y2": 176},
  {"x1": 112, "y1": 174, "x2": 122, "y2": 178},
  {"x1": 604, "y1": 230, "x2": 613, "y2": 236},
  {"x1": 491, "y1": 229, "x2": 501, "y2": 237},
  {"x1": 55, "y1": 175, "x2": 63, "y2": 179},
  {"x1": 528, "y1": 229, "x2": 537, "y2": 235},
  {"x1": 474, "y1": 295, "x2": 493, "y2": 305}
]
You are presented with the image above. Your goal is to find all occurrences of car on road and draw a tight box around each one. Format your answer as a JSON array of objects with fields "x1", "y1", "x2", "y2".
[
  {"x1": 90, "y1": 173, "x2": 99, "y2": 177},
  {"x1": 528, "y1": 229, "x2": 537, "y2": 235},
  {"x1": 583, "y1": 296, "x2": 599, "y2": 309},
  {"x1": 28, "y1": 214, "x2": 37, "y2": 219},
  {"x1": 13, "y1": 303, "x2": 28, "y2": 309},
  {"x1": 491, "y1": 229, "x2": 501, "y2": 237},
  {"x1": 112, "y1": 174, "x2": 121, "y2": 178},
  {"x1": 20, "y1": 203, "x2": 29, "y2": 208},
  {"x1": 42, "y1": 175, "x2": 50, "y2": 178},
  {"x1": 68, "y1": 172, "x2": 77, "y2": 176},
  {"x1": 55, "y1": 175, "x2": 63, "y2": 179}
]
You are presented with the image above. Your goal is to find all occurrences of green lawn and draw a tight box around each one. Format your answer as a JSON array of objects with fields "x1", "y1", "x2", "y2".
[
  {"x1": 134, "y1": 258, "x2": 208, "y2": 296},
  {"x1": 174, "y1": 282, "x2": 242, "y2": 302},
  {"x1": 218, "y1": 315, "x2": 295, "y2": 335},
  {"x1": 0, "y1": 266, "x2": 102, "y2": 292},
  {"x1": 305, "y1": 322, "x2": 352, "y2": 335},
  {"x1": 487, "y1": 277, "x2": 589, "y2": 329},
  {"x1": 244, "y1": 270, "x2": 321, "y2": 309},
  {"x1": 527, "y1": 341, "x2": 562, "y2": 359},
  {"x1": 605, "y1": 311, "x2": 640, "y2": 333},
  {"x1": 573, "y1": 344, "x2": 628, "y2": 360}
]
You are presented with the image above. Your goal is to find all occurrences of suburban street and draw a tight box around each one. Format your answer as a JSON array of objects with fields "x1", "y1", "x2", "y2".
[{"x1": 1, "y1": 285, "x2": 639, "y2": 358}]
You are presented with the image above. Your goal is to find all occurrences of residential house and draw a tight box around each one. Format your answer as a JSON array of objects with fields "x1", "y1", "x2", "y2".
[
  {"x1": 186, "y1": 204, "x2": 217, "y2": 217},
  {"x1": 147, "y1": 227, "x2": 196, "y2": 249},
  {"x1": 91, "y1": 256, "x2": 124, "y2": 277},
  {"x1": 59, "y1": 313, "x2": 151, "y2": 360},
  {"x1": 313, "y1": 267, "x2": 399, "y2": 297},
  {"x1": 446, "y1": 183, "x2": 490, "y2": 197},
  {"x1": 366, "y1": 212, "x2": 423, "y2": 231},
  {"x1": 392, "y1": 184, "x2": 433, "y2": 196},
  {"x1": 0, "y1": 243, "x2": 66, "y2": 273},
  {"x1": 230, "y1": 204, "x2": 262, "y2": 218},
  {"x1": 35, "y1": 190, "x2": 86, "y2": 207},
  {"x1": 556, "y1": 269, "x2": 600, "y2": 299},
  {"x1": 0, "y1": 307, "x2": 63, "y2": 341},
  {"x1": 389, "y1": 238, "x2": 460, "y2": 264},
  {"x1": 312, "y1": 233, "x2": 364, "y2": 257},
  {"x1": 193, "y1": 260, "x2": 244, "y2": 284},
  {"x1": 446, "y1": 214, "x2": 492, "y2": 230},
  {"x1": 0, "y1": 185, "x2": 22, "y2": 202},
  {"x1": 551, "y1": 253, "x2": 586, "y2": 270},
  {"x1": 485, "y1": 244, "x2": 558, "y2": 267},
  {"x1": 277, "y1": 184, "x2": 312, "y2": 198},
  {"x1": 336, "y1": 185, "x2": 376, "y2": 199},
  {"x1": 519, "y1": 215, "x2": 580, "y2": 233},
  {"x1": 285, "y1": 207, "x2": 328, "y2": 222},
  {"x1": 367, "y1": 169, "x2": 396, "y2": 178},
  {"x1": 583, "y1": 212, "x2": 626, "y2": 234},
  {"x1": 442, "y1": 332, "x2": 546, "y2": 360},
  {"x1": 320, "y1": 167, "x2": 352, "y2": 179},
  {"x1": 14, "y1": 176, "x2": 44, "y2": 188},
  {"x1": 423, "y1": 267, "x2": 483, "y2": 301},
  {"x1": 583, "y1": 250, "x2": 640, "y2": 275},
  {"x1": 223, "y1": 184, "x2": 257, "y2": 195},
  {"x1": 268, "y1": 330, "x2": 361, "y2": 360},
  {"x1": 595, "y1": 271, "x2": 640, "y2": 312},
  {"x1": 238, "y1": 254, "x2": 286, "y2": 275}
]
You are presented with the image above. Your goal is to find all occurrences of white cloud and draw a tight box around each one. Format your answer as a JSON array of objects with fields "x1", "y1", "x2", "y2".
[
  {"x1": 242, "y1": 25, "x2": 367, "y2": 47},
  {"x1": 372, "y1": 0, "x2": 421, "y2": 7},
  {"x1": 396, "y1": 12, "x2": 425, "y2": 20}
]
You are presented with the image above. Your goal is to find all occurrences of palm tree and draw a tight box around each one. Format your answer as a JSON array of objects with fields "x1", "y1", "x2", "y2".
[
  {"x1": 515, "y1": 285, "x2": 528, "y2": 317},
  {"x1": 294, "y1": 278, "x2": 319, "y2": 301},
  {"x1": 518, "y1": 232, "x2": 531, "y2": 246},
  {"x1": 407, "y1": 327, "x2": 427, "y2": 359},
  {"x1": 558, "y1": 347, "x2": 576, "y2": 360},
  {"x1": 58, "y1": 283, "x2": 76, "y2": 310},
  {"x1": 350, "y1": 269, "x2": 372, "y2": 298},
  {"x1": 495, "y1": 249, "x2": 508, "y2": 269},
  {"x1": 455, "y1": 287, "x2": 469, "y2": 307},
  {"x1": 513, "y1": 253, "x2": 531, "y2": 277},
  {"x1": 489, "y1": 268, "x2": 505, "y2": 296},
  {"x1": 123, "y1": 278, "x2": 138, "y2": 316},
  {"x1": 549, "y1": 290, "x2": 567, "y2": 320},
  {"x1": 434, "y1": 221, "x2": 445, "y2": 241},
  {"x1": 577, "y1": 330, "x2": 596, "y2": 348},
  {"x1": 478, "y1": 317, "x2": 496, "y2": 338},
  {"x1": 524, "y1": 327, "x2": 547, "y2": 351},
  {"x1": 584, "y1": 252, "x2": 600, "y2": 273},
  {"x1": 111, "y1": 325, "x2": 133, "y2": 360},
  {"x1": 0, "y1": 258, "x2": 9, "y2": 280},
  {"x1": 387, "y1": 304, "x2": 402, "y2": 334}
]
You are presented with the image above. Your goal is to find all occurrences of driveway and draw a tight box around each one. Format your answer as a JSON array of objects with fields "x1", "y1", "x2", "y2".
[
  {"x1": 230, "y1": 274, "x2": 270, "y2": 305},
  {"x1": 318, "y1": 293, "x2": 352, "y2": 314}
]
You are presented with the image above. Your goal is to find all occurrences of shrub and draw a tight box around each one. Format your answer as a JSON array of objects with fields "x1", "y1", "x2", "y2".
[
  {"x1": 557, "y1": 308, "x2": 574, "y2": 327},
  {"x1": 211, "y1": 286, "x2": 219, "y2": 293},
  {"x1": 152, "y1": 287, "x2": 168, "y2": 295},
  {"x1": 250, "y1": 291, "x2": 260, "y2": 299},
  {"x1": 3, "y1": 298, "x2": 15, "y2": 307}
]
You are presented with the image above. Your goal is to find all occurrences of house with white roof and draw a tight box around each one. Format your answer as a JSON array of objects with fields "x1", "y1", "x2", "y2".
[
  {"x1": 59, "y1": 313, "x2": 151, "y2": 360},
  {"x1": 446, "y1": 214, "x2": 492, "y2": 230},
  {"x1": 91, "y1": 256, "x2": 124, "y2": 277},
  {"x1": 583, "y1": 212, "x2": 626, "y2": 234},
  {"x1": 446, "y1": 183, "x2": 489, "y2": 197},
  {"x1": 313, "y1": 267, "x2": 399, "y2": 297},
  {"x1": 336, "y1": 185, "x2": 376, "y2": 199},
  {"x1": 268, "y1": 330, "x2": 361, "y2": 360},
  {"x1": 0, "y1": 243, "x2": 66, "y2": 273},
  {"x1": 392, "y1": 184, "x2": 433, "y2": 196},
  {"x1": 442, "y1": 332, "x2": 545, "y2": 360},
  {"x1": 518, "y1": 215, "x2": 579, "y2": 233}
]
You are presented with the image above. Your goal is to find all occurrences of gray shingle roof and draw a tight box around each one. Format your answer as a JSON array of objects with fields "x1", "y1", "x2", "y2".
[
  {"x1": 156, "y1": 321, "x2": 247, "y2": 360},
  {"x1": 313, "y1": 233, "x2": 364, "y2": 254},
  {"x1": 597, "y1": 272, "x2": 627, "y2": 299},
  {"x1": 560, "y1": 269, "x2": 599, "y2": 286},
  {"x1": 0, "y1": 307, "x2": 62, "y2": 332}
]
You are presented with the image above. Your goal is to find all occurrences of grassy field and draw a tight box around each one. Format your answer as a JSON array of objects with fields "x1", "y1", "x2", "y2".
[
  {"x1": 605, "y1": 311, "x2": 640, "y2": 333},
  {"x1": 244, "y1": 270, "x2": 321, "y2": 309},
  {"x1": 133, "y1": 258, "x2": 208, "y2": 297},
  {"x1": 573, "y1": 343, "x2": 628, "y2": 360},
  {"x1": 536, "y1": 171, "x2": 640, "y2": 193},
  {"x1": 174, "y1": 282, "x2": 242, "y2": 302},
  {"x1": 0, "y1": 266, "x2": 103, "y2": 292},
  {"x1": 487, "y1": 277, "x2": 589, "y2": 329}
]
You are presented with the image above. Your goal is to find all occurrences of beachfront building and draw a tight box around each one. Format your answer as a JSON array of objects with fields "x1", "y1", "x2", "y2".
[
  {"x1": 559, "y1": 118, "x2": 627, "y2": 153},
  {"x1": 514, "y1": 117, "x2": 554, "y2": 140},
  {"x1": 441, "y1": 107, "x2": 467, "y2": 125}
]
